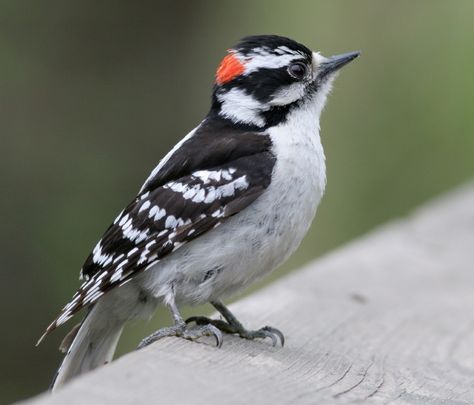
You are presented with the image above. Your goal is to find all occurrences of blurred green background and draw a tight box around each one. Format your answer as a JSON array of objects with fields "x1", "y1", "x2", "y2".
[{"x1": 1, "y1": 1, "x2": 474, "y2": 403}]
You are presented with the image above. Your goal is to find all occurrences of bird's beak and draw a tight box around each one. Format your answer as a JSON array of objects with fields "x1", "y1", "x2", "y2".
[{"x1": 317, "y1": 51, "x2": 360, "y2": 80}]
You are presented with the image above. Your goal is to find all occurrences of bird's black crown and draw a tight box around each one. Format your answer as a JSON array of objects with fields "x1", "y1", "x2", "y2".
[{"x1": 234, "y1": 35, "x2": 312, "y2": 59}]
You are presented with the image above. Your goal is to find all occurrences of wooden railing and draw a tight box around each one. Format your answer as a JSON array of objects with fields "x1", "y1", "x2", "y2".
[{"x1": 19, "y1": 184, "x2": 474, "y2": 405}]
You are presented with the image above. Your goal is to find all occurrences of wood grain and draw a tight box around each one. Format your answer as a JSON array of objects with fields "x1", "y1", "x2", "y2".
[{"x1": 19, "y1": 184, "x2": 474, "y2": 405}]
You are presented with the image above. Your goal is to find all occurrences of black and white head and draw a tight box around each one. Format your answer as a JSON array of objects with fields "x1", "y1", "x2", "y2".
[{"x1": 211, "y1": 35, "x2": 359, "y2": 129}]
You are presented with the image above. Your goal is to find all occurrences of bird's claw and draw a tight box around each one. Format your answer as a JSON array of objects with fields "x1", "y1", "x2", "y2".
[
  {"x1": 249, "y1": 326, "x2": 285, "y2": 347},
  {"x1": 186, "y1": 316, "x2": 284, "y2": 347},
  {"x1": 137, "y1": 322, "x2": 223, "y2": 350}
]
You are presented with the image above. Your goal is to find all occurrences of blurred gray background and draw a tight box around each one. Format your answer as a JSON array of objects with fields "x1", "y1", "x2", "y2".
[{"x1": 1, "y1": 1, "x2": 474, "y2": 403}]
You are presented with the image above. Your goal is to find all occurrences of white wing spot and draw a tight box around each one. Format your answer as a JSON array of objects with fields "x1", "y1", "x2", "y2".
[
  {"x1": 221, "y1": 170, "x2": 233, "y2": 181},
  {"x1": 110, "y1": 269, "x2": 123, "y2": 283},
  {"x1": 119, "y1": 214, "x2": 129, "y2": 227},
  {"x1": 113, "y1": 253, "x2": 125, "y2": 264},
  {"x1": 139, "y1": 200, "x2": 151, "y2": 213},
  {"x1": 146, "y1": 240, "x2": 156, "y2": 249},
  {"x1": 83, "y1": 290, "x2": 104, "y2": 305},
  {"x1": 149, "y1": 205, "x2": 158, "y2": 218},
  {"x1": 56, "y1": 312, "x2": 73, "y2": 326},
  {"x1": 123, "y1": 226, "x2": 148, "y2": 243},
  {"x1": 165, "y1": 215, "x2": 185, "y2": 229},
  {"x1": 183, "y1": 185, "x2": 200, "y2": 200},
  {"x1": 113, "y1": 210, "x2": 125, "y2": 224},
  {"x1": 192, "y1": 189, "x2": 206, "y2": 203},
  {"x1": 96, "y1": 271, "x2": 108, "y2": 282},
  {"x1": 166, "y1": 181, "x2": 187, "y2": 193},
  {"x1": 127, "y1": 247, "x2": 139, "y2": 257},
  {"x1": 154, "y1": 207, "x2": 166, "y2": 221},
  {"x1": 122, "y1": 218, "x2": 133, "y2": 231},
  {"x1": 212, "y1": 209, "x2": 224, "y2": 218},
  {"x1": 204, "y1": 188, "x2": 217, "y2": 203},
  {"x1": 92, "y1": 242, "x2": 113, "y2": 266}
]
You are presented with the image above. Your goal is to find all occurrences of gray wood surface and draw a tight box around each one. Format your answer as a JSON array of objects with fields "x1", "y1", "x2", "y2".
[{"x1": 20, "y1": 184, "x2": 474, "y2": 405}]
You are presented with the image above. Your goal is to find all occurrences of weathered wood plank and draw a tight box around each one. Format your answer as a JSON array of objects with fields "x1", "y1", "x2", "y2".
[{"x1": 20, "y1": 184, "x2": 474, "y2": 405}]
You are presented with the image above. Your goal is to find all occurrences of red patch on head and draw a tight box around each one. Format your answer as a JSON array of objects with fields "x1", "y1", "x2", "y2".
[{"x1": 216, "y1": 53, "x2": 245, "y2": 85}]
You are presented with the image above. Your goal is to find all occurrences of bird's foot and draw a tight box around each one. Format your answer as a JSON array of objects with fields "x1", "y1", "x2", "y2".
[
  {"x1": 137, "y1": 321, "x2": 223, "y2": 350},
  {"x1": 186, "y1": 316, "x2": 284, "y2": 347}
]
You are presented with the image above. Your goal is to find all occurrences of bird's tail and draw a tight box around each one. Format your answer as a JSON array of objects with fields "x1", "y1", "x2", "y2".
[{"x1": 51, "y1": 303, "x2": 125, "y2": 391}]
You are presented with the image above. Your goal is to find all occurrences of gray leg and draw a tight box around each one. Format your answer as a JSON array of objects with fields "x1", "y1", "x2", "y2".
[
  {"x1": 138, "y1": 298, "x2": 223, "y2": 349},
  {"x1": 186, "y1": 300, "x2": 284, "y2": 347}
]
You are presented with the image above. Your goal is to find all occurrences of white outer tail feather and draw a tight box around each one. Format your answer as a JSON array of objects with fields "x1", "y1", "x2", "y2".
[{"x1": 51, "y1": 303, "x2": 125, "y2": 391}]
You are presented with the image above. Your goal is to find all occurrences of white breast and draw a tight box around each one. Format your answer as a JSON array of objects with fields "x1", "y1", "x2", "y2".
[
  {"x1": 138, "y1": 99, "x2": 326, "y2": 306},
  {"x1": 236, "y1": 98, "x2": 326, "y2": 280}
]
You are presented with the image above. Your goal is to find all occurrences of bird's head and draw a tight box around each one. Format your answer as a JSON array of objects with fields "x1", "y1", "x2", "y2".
[{"x1": 211, "y1": 35, "x2": 359, "y2": 129}]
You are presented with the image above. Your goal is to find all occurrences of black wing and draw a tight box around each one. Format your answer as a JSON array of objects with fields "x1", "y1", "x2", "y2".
[{"x1": 40, "y1": 119, "x2": 275, "y2": 338}]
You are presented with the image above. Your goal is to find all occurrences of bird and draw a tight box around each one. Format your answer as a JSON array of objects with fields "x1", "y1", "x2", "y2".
[{"x1": 38, "y1": 34, "x2": 359, "y2": 391}]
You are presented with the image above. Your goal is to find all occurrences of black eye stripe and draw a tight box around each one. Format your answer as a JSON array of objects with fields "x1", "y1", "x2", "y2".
[{"x1": 219, "y1": 66, "x2": 294, "y2": 102}]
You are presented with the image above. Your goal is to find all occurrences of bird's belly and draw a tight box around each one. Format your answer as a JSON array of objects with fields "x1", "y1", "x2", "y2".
[{"x1": 139, "y1": 133, "x2": 326, "y2": 305}]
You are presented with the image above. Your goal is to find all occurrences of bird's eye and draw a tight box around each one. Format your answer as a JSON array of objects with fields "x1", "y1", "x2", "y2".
[{"x1": 288, "y1": 62, "x2": 307, "y2": 79}]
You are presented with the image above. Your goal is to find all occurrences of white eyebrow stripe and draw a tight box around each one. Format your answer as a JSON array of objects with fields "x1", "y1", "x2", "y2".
[
  {"x1": 239, "y1": 47, "x2": 304, "y2": 74},
  {"x1": 275, "y1": 45, "x2": 301, "y2": 55}
]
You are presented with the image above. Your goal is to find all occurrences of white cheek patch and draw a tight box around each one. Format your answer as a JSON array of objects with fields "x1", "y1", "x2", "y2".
[
  {"x1": 217, "y1": 87, "x2": 266, "y2": 127},
  {"x1": 269, "y1": 82, "x2": 306, "y2": 106}
]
